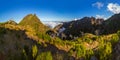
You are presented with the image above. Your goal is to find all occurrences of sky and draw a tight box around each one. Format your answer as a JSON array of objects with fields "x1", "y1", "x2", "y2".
[{"x1": 0, "y1": 0, "x2": 120, "y2": 23}]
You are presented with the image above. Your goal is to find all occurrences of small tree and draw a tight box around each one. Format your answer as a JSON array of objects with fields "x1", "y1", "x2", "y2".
[
  {"x1": 98, "y1": 42, "x2": 112, "y2": 60},
  {"x1": 32, "y1": 45, "x2": 38, "y2": 59},
  {"x1": 74, "y1": 44, "x2": 86, "y2": 59},
  {"x1": 36, "y1": 51, "x2": 53, "y2": 60}
]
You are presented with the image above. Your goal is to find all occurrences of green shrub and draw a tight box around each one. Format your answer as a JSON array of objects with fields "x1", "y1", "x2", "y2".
[
  {"x1": 117, "y1": 31, "x2": 120, "y2": 37},
  {"x1": 36, "y1": 33, "x2": 51, "y2": 42},
  {"x1": 84, "y1": 38, "x2": 93, "y2": 44},
  {"x1": 110, "y1": 34, "x2": 119, "y2": 45},
  {"x1": 32, "y1": 45, "x2": 38, "y2": 58},
  {"x1": 36, "y1": 51, "x2": 53, "y2": 60},
  {"x1": 43, "y1": 34, "x2": 51, "y2": 42},
  {"x1": 97, "y1": 42, "x2": 112, "y2": 60},
  {"x1": 22, "y1": 49, "x2": 28, "y2": 60},
  {"x1": 36, "y1": 33, "x2": 43, "y2": 39},
  {"x1": 52, "y1": 37, "x2": 65, "y2": 46},
  {"x1": 74, "y1": 44, "x2": 86, "y2": 59},
  {"x1": 85, "y1": 49, "x2": 94, "y2": 60}
]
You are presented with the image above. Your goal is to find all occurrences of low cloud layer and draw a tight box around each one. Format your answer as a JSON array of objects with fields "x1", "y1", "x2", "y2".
[
  {"x1": 42, "y1": 21, "x2": 62, "y2": 29},
  {"x1": 92, "y1": 2, "x2": 104, "y2": 9},
  {"x1": 107, "y1": 3, "x2": 120, "y2": 14}
]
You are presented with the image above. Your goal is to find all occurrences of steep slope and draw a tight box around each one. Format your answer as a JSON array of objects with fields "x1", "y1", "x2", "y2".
[
  {"x1": 104, "y1": 13, "x2": 120, "y2": 34},
  {"x1": 0, "y1": 22, "x2": 74, "y2": 60},
  {"x1": 0, "y1": 24, "x2": 36, "y2": 60},
  {"x1": 19, "y1": 14, "x2": 49, "y2": 33}
]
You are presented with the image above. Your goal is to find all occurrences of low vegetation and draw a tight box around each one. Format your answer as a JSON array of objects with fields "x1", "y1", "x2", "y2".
[{"x1": 0, "y1": 14, "x2": 120, "y2": 60}]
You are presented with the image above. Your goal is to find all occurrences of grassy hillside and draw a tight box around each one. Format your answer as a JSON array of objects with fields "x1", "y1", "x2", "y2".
[
  {"x1": 0, "y1": 14, "x2": 120, "y2": 60},
  {"x1": 19, "y1": 14, "x2": 49, "y2": 33},
  {"x1": 0, "y1": 22, "x2": 74, "y2": 60}
]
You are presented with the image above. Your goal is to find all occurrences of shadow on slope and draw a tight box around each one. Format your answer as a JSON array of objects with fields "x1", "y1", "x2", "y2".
[{"x1": 0, "y1": 27, "x2": 75, "y2": 60}]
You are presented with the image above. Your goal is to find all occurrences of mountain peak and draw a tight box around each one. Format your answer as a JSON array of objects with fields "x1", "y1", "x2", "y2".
[
  {"x1": 20, "y1": 14, "x2": 42, "y2": 23},
  {"x1": 19, "y1": 14, "x2": 49, "y2": 33}
]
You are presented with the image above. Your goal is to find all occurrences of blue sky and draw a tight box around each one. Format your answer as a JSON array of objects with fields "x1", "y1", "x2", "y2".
[{"x1": 0, "y1": 0, "x2": 120, "y2": 22}]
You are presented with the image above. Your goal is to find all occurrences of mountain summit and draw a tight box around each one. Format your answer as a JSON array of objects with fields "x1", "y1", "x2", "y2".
[{"x1": 19, "y1": 14, "x2": 49, "y2": 33}]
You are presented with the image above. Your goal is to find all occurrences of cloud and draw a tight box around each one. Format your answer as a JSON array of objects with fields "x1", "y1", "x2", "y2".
[
  {"x1": 107, "y1": 3, "x2": 120, "y2": 14},
  {"x1": 92, "y1": 2, "x2": 104, "y2": 9},
  {"x1": 42, "y1": 21, "x2": 62, "y2": 29},
  {"x1": 96, "y1": 15, "x2": 107, "y2": 20}
]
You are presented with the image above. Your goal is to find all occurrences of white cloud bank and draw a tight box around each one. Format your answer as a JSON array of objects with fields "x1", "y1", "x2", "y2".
[
  {"x1": 107, "y1": 3, "x2": 120, "y2": 14},
  {"x1": 42, "y1": 21, "x2": 62, "y2": 29},
  {"x1": 92, "y1": 2, "x2": 104, "y2": 9}
]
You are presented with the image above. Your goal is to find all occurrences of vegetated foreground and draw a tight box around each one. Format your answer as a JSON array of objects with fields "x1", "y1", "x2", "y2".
[{"x1": 0, "y1": 14, "x2": 120, "y2": 60}]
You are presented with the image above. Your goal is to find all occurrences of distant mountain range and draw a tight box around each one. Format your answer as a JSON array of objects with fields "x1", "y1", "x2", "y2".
[{"x1": 47, "y1": 13, "x2": 120, "y2": 40}]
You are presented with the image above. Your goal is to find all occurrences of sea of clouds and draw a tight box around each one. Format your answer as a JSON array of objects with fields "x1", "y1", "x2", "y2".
[{"x1": 42, "y1": 21, "x2": 63, "y2": 29}]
